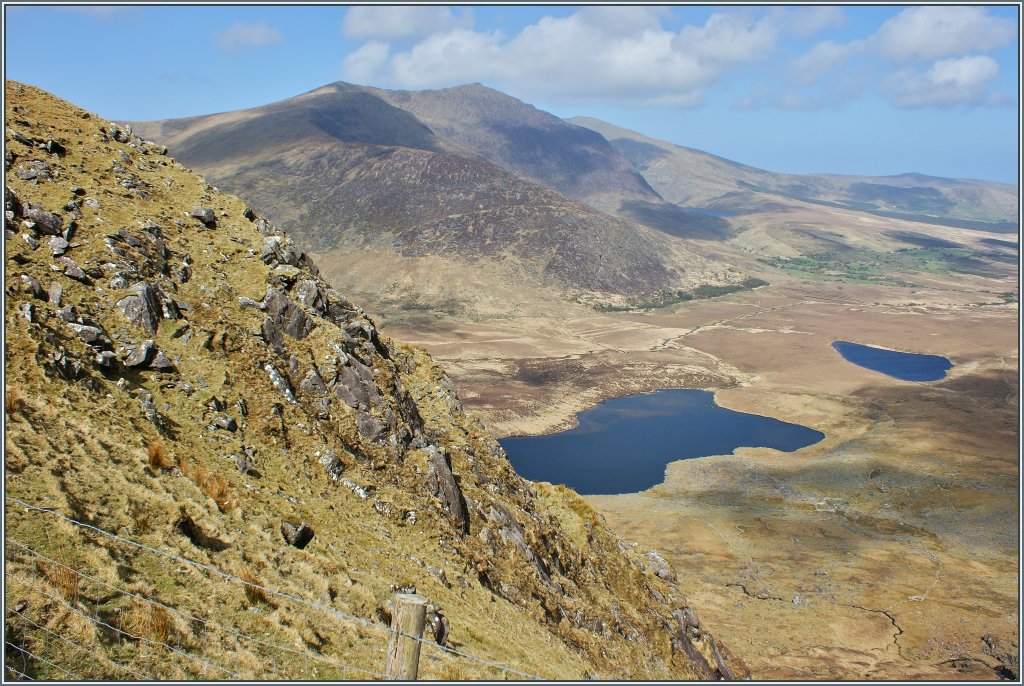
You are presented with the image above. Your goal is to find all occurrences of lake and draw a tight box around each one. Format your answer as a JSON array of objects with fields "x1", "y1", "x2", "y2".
[
  {"x1": 832, "y1": 341, "x2": 952, "y2": 382},
  {"x1": 499, "y1": 389, "x2": 824, "y2": 495}
]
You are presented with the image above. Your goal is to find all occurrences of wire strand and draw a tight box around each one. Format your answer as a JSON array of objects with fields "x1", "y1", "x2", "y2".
[
  {"x1": 7, "y1": 608, "x2": 148, "y2": 680},
  {"x1": 4, "y1": 641, "x2": 75, "y2": 679},
  {"x1": 7, "y1": 495, "x2": 544, "y2": 680},
  {"x1": 6, "y1": 539, "x2": 387, "y2": 680}
]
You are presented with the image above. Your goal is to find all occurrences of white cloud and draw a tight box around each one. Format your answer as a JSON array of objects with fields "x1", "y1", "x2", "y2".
[
  {"x1": 791, "y1": 40, "x2": 860, "y2": 86},
  {"x1": 768, "y1": 6, "x2": 846, "y2": 37},
  {"x1": 885, "y1": 55, "x2": 1001, "y2": 108},
  {"x1": 341, "y1": 6, "x2": 472, "y2": 40},
  {"x1": 873, "y1": 7, "x2": 1016, "y2": 63},
  {"x1": 341, "y1": 9, "x2": 790, "y2": 107},
  {"x1": 215, "y1": 22, "x2": 283, "y2": 54},
  {"x1": 674, "y1": 12, "x2": 778, "y2": 66}
]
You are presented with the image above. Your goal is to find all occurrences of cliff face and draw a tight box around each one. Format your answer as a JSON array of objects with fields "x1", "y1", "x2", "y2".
[{"x1": 4, "y1": 81, "x2": 745, "y2": 680}]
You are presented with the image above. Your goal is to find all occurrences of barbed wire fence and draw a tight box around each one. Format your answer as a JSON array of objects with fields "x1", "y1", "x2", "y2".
[{"x1": 4, "y1": 496, "x2": 543, "y2": 681}]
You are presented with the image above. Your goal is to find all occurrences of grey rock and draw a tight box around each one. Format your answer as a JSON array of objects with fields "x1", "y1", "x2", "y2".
[
  {"x1": 149, "y1": 349, "x2": 175, "y2": 371},
  {"x1": 425, "y1": 446, "x2": 468, "y2": 531},
  {"x1": 124, "y1": 340, "x2": 155, "y2": 367},
  {"x1": 299, "y1": 367, "x2": 327, "y2": 396},
  {"x1": 645, "y1": 550, "x2": 676, "y2": 583},
  {"x1": 48, "y1": 236, "x2": 69, "y2": 256},
  {"x1": 318, "y1": 450, "x2": 344, "y2": 481},
  {"x1": 234, "y1": 455, "x2": 258, "y2": 476},
  {"x1": 261, "y1": 236, "x2": 282, "y2": 264},
  {"x1": 23, "y1": 205, "x2": 62, "y2": 235},
  {"x1": 109, "y1": 274, "x2": 130, "y2": 290},
  {"x1": 18, "y1": 302, "x2": 34, "y2": 322},
  {"x1": 20, "y1": 274, "x2": 45, "y2": 300},
  {"x1": 47, "y1": 283, "x2": 62, "y2": 307},
  {"x1": 356, "y1": 412, "x2": 386, "y2": 442},
  {"x1": 69, "y1": 186, "x2": 85, "y2": 196},
  {"x1": 264, "y1": 363, "x2": 297, "y2": 403},
  {"x1": 58, "y1": 256, "x2": 88, "y2": 283},
  {"x1": 93, "y1": 350, "x2": 117, "y2": 368},
  {"x1": 22, "y1": 233, "x2": 38, "y2": 250},
  {"x1": 341, "y1": 478, "x2": 371, "y2": 500},
  {"x1": 84, "y1": 197, "x2": 101, "y2": 210},
  {"x1": 57, "y1": 304, "x2": 78, "y2": 322},
  {"x1": 214, "y1": 416, "x2": 238, "y2": 432},
  {"x1": 238, "y1": 296, "x2": 265, "y2": 310},
  {"x1": 116, "y1": 282, "x2": 162, "y2": 333},
  {"x1": 294, "y1": 279, "x2": 326, "y2": 314},
  {"x1": 264, "y1": 289, "x2": 314, "y2": 340},
  {"x1": 280, "y1": 521, "x2": 315, "y2": 549},
  {"x1": 190, "y1": 207, "x2": 215, "y2": 226},
  {"x1": 66, "y1": 322, "x2": 107, "y2": 347}
]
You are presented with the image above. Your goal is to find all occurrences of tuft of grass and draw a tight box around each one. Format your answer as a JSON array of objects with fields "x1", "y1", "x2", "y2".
[
  {"x1": 146, "y1": 441, "x2": 171, "y2": 470},
  {"x1": 239, "y1": 570, "x2": 270, "y2": 605},
  {"x1": 5, "y1": 387, "x2": 24, "y2": 416},
  {"x1": 122, "y1": 599, "x2": 172, "y2": 644},
  {"x1": 37, "y1": 556, "x2": 79, "y2": 604},
  {"x1": 183, "y1": 460, "x2": 232, "y2": 512}
]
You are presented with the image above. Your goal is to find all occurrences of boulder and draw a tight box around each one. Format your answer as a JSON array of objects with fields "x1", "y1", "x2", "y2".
[
  {"x1": 280, "y1": 521, "x2": 315, "y2": 549},
  {"x1": 58, "y1": 257, "x2": 88, "y2": 283},
  {"x1": 318, "y1": 450, "x2": 344, "y2": 481},
  {"x1": 214, "y1": 416, "x2": 237, "y2": 432},
  {"x1": 425, "y1": 446, "x2": 468, "y2": 532},
  {"x1": 124, "y1": 340, "x2": 155, "y2": 367},
  {"x1": 116, "y1": 282, "x2": 162, "y2": 333},
  {"x1": 264, "y1": 363, "x2": 297, "y2": 403},
  {"x1": 355, "y1": 412, "x2": 386, "y2": 442},
  {"x1": 299, "y1": 367, "x2": 327, "y2": 396},
  {"x1": 23, "y1": 205, "x2": 62, "y2": 235},
  {"x1": 19, "y1": 274, "x2": 44, "y2": 300},
  {"x1": 48, "y1": 236, "x2": 69, "y2": 256},
  {"x1": 190, "y1": 207, "x2": 215, "y2": 226},
  {"x1": 149, "y1": 349, "x2": 175, "y2": 371},
  {"x1": 47, "y1": 284, "x2": 62, "y2": 306}
]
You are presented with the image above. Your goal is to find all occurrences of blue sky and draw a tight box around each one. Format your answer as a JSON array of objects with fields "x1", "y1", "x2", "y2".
[{"x1": 4, "y1": 4, "x2": 1020, "y2": 183}]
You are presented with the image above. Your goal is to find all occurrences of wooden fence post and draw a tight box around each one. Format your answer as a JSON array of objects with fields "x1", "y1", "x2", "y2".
[{"x1": 385, "y1": 593, "x2": 428, "y2": 680}]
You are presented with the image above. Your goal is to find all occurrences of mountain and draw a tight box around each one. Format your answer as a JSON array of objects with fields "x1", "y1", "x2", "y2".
[
  {"x1": 4, "y1": 81, "x2": 746, "y2": 680},
  {"x1": 132, "y1": 83, "x2": 748, "y2": 312},
  {"x1": 571, "y1": 116, "x2": 1019, "y2": 233}
]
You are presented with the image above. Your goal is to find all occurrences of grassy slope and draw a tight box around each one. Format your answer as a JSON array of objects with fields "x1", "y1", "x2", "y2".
[{"x1": 4, "y1": 81, "x2": 744, "y2": 681}]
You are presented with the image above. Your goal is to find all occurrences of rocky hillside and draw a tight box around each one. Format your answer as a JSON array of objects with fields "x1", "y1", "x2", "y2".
[
  {"x1": 571, "y1": 116, "x2": 1019, "y2": 232},
  {"x1": 4, "y1": 81, "x2": 746, "y2": 680}
]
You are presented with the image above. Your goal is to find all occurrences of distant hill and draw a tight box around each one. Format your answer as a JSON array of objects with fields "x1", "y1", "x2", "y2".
[
  {"x1": 571, "y1": 116, "x2": 1019, "y2": 233},
  {"x1": 133, "y1": 83, "x2": 747, "y2": 309}
]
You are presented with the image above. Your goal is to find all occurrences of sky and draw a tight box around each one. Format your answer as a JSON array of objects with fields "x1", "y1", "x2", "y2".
[{"x1": 3, "y1": 3, "x2": 1020, "y2": 184}]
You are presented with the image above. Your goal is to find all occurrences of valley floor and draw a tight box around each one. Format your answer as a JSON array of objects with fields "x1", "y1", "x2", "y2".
[{"x1": 379, "y1": 275, "x2": 1019, "y2": 680}]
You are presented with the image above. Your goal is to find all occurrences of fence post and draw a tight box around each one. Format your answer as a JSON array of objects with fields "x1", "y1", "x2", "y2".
[{"x1": 385, "y1": 593, "x2": 427, "y2": 680}]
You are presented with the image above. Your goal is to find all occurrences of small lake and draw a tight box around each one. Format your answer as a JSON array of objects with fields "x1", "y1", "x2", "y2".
[
  {"x1": 499, "y1": 389, "x2": 824, "y2": 495},
  {"x1": 832, "y1": 341, "x2": 952, "y2": 382}
]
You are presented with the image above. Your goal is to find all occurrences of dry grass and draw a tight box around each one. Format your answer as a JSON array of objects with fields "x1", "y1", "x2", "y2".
[
  {"x1": 182, "y1": 460, "x2": 232, "y2": 512},
  {"x1": 37, "y1": 556, "x2": 79, "y2": 605},
  {"x1": 121, "y1": 599, "x2": 172, "y2": 644},
  {"x1": 6, "y1": 386, "x2": 24, "y2": 416},
  {"x1": 146, "y1": 441, "x2": 171, "y2": 470},
  {"x1": 238, "y1": 570, "x2": 270, "y2": 605}
]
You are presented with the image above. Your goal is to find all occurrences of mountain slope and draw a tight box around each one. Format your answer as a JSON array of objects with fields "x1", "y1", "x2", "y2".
[
  {"x1": 571, "y1": 116, "x2": 1019, "y2": 231},
  {"x1": 4, "y1": 80, "x2": 747, "y2": 680},
  {"x1": 132, "y1": 84, "x2": 746, "y2": 307},
  {"x1": 361, "y1": 82, "x2": 661, "y2": 211}
]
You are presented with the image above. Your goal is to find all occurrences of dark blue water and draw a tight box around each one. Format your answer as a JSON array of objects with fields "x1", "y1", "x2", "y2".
[
  {"x1": 499, "y1": 389, "x2": 824, "y2": 495},
  {"x1": 832, "y1": 341, "x2": 952, "y2": 382}
]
